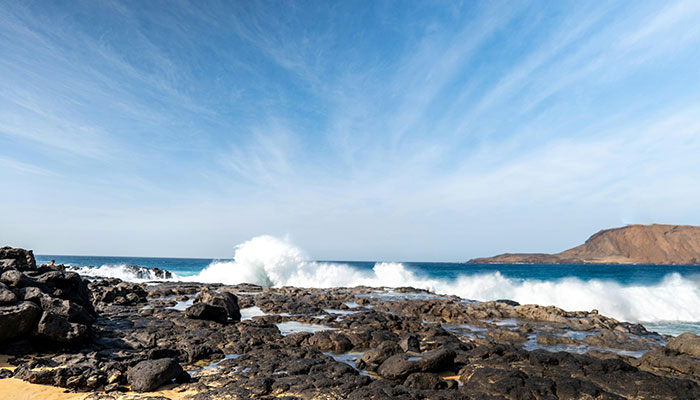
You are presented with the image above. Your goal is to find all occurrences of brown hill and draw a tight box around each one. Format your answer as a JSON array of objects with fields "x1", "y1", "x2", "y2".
[{"x1": 468, "y1": 224, "x2": 700, "y2": 265}]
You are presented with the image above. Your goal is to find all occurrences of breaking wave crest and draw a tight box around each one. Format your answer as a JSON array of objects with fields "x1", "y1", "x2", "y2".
[
  {"x1": 70, "y1": 264, "x2": 179, "y2": 282},
  {"x1": 186, "y1": 235, "x2": 700, "y2": 324}
]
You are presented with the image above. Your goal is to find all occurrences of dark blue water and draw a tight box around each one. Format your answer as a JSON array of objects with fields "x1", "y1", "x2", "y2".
[
  {"x1": 35, "y1": 254, "x2": 700, "y2": 336},
  {"x1": 36, "y1": 254, "x2": 221, "y2": 277},
  {"x1": 38, "y1": 254, "x2": 700, "y2": 285}
]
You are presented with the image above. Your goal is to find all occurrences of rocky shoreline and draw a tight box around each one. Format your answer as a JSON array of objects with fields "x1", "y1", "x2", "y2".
[{"x1": 3, "y1": 246, "x2": 700, "y2": 399}]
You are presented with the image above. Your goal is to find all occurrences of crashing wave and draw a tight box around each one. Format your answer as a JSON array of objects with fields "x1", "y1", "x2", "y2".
[{"x1": 186, "y1": 235, "x2": 700, "y2": 324}]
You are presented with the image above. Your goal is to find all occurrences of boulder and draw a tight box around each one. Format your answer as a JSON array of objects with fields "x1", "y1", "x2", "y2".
[
  {"x1": 356, "y1": 341, "x2": 402, "y2": 371},
  {"x1": 127, "y1": 358, "x2": 187, "y2": 392},
  {"x1": 39, "y1": 296, "x2": 95, "y2": 325},
  {"x1": 19, "y1": 286, "x2": 43, "y2": 303},
  {"x1": 33, "y1": 312, "x2": 88, "y2": 344},
  {"x1": 667, "y1": 333, "x2": 700, "y2": 358},
  {"x1": 306, "y1": 331, "x2": 353, "y2": 354},
  {"x1": 0, "y1": 282, "x2": 17, "y2": 304},
  {"x1": 194, "y1": 288, "x2": 241, "y2": 321},
  {"x1": 0, "y1": 247, "x2": 36, "y2": 271},
  {"x1": 185, "y1": 302, "x2": 228, "y2": 324},
  {"x1": 419, "y1": 348, "x2": 456, "y2": 371},
  {"x1": 404, "y1": 372, "x2": 447, "y2": 390},
  {"x1": 0, "y1": 301, "x2": 41, "y2": 342},
  {"x1": 377, "y1": 353, "x2": 420, "y2": 380},
  {"x1": 0, "y1": 269, "x2": 23, "y2": 287},
  {"x1": 377, "y1": 347, "x2": 456, "y2": 380}
]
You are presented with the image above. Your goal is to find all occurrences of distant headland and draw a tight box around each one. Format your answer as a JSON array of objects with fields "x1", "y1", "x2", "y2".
[{"x1": 468, "y1": 224, "x2": 700, "y2": 265}]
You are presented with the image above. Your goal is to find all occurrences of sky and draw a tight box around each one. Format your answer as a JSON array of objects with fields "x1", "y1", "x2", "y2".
[{"x1": 1, "y1": 0, "x2": 700, "y2": 261}]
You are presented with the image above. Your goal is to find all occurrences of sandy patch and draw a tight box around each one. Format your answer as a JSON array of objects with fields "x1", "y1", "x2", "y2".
[
  {"x1": 0, "y1": 378, "x2": 84, "y2": 400},
  {"x1": 0, "y1": 378, "x2": 195, "y2": 400}
]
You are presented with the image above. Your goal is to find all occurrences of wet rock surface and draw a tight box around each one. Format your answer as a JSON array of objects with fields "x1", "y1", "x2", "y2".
[{"x1": 3, "y1": 247, "x2": 700, "y2": 398}]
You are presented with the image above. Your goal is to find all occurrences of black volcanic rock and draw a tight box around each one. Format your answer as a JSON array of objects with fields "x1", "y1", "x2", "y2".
[
  {"x1": 33, "y1": 311, "x2": 88, "y2": 343},
  {"x1": 0, "y1": 282, "x2": 17, "y2": 304},
  {"x1": 127, "y1": 358, "x2": 186, "y2": 392},
  {"x1": 185, "y1": 302, "x2": 229, "y2": 323},
  {"x1": 193, "y1": 287, "x2": 241, "y2": 321},
  {"x1": 0, "y1": 301, "x2": 41, "y2": 342},
  {"x1": 0, "y1": 246, "x2": 36, "y2": 271},
  {"x1": 0, "y1": 246, "x2": 95, "y2": 349}
]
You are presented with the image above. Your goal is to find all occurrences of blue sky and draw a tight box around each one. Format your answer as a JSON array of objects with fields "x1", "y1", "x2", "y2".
[{"x1": 2, "y1": 0, "x2": 700, "y2": 260}]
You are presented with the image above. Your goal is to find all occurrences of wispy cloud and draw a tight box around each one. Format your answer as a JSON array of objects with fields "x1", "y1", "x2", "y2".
[
  {"x1": 0, "y1": 155, "x2": 59, "y2": 177},
  {"x1": 2, "y1": 0, "x2": 700, "y2": 258}
]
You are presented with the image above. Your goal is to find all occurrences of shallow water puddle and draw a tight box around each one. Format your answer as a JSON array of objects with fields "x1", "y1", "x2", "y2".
[
  {"x1": 523, "y1": 334, "x2": 649, "y2": 358},
  {"x1": 167, "y1": 298, "x2": 194, "y2": 311},
  {"x1": 192, "y1": 354, "x2": 240, "y2": 375},
  {"x1": 489, "y1": 318, "x2": 519, "y2": 327},
  {"x1": 324, "y1": 351, "x2": 364, "y2": 367},
  {"x1": 276, "y1": 321, "x2": 335, "y2": 336},
  {"x1": 240, "y1": 306, "x2": 268, "y2": 320},
  {"x1": 443, "y1": 322, "x2": 489, "y2": 339},
  {"x1": 323, "y1": 308, "x2": 360, "y2": 316}
]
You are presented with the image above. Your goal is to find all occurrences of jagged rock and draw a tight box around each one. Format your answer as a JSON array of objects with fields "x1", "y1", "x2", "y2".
[
  {"x1": 0, "y1": 301, "x2": 41, "y2": 342},
  {"x1": 124, "y1": 265, "x2": 173, "y2": 280},
  {"x1": 194, "y1": 288, "x2": 241, "y2": 321},
  {"x1": 127, "y1": 358, "x2": 187, "y2": 392},
  {"x1": 33, "y1": 311, "x2": 88, "y2": 343},
  {"x1": 89, "y1": 279, "x2": 147, "y2": 307},
  {"x1": 185, "y1": 302, "x2": 228, "y2": 323},
  {"x1": 0, "y1": 246, "x2": 36, "y2": 271},
  {"x1": 39, "y1": 296, "x2": 95, "y2": 325}
]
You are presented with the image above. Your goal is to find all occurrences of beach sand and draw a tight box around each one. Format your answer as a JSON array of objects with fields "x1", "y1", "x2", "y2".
[{"x1": 0, "y1": 380, "x2": 194, "y2": 400}]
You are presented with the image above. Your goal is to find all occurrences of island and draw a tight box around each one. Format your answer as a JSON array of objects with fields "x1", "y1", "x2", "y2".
[{"x1": 468, "y1": 224, "x2": 700, "y2": 265}]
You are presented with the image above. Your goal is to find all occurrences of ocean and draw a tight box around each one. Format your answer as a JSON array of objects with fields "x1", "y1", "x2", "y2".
[{"x1": 36, "y1": 235, "x2": 700, "y2": 337}]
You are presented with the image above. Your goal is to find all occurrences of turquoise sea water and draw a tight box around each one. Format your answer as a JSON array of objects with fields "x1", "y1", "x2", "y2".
[{"x1": 36, "y1": 253, "x2": 700, "y2": 337}]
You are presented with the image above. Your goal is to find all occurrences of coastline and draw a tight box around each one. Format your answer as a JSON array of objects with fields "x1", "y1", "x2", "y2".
[
  {"x1": 4, "y1": 278, "x2": 700, "y2": 398},
  {"x1": 5, "y1": 246, "x2": 700, "y2": 399}
]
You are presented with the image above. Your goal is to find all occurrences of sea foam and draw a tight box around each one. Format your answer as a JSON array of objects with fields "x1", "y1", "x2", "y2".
[
  {"x1": 75, "y1": 235, "x2": 700, "y2": 324},
  {"x1": 71, "y1": 264, "x2": 180, "y2": 282},
  {"x1": 186, "y1": 235, "x2": 700, "y2": 324}
]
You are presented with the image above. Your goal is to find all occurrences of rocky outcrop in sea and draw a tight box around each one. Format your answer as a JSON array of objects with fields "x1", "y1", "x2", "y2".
[{"x1": 3, "y1": 245, "x2": 700, "y2": 399}]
